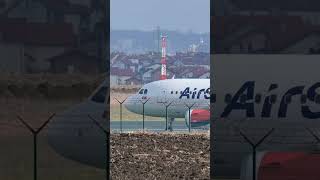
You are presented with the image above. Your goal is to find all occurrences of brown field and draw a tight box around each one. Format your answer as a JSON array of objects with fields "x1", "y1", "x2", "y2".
[
  {"x1": 0, "y1": 136, "x2": 105, "y2": 180},
  {"x1": 111, "y1": 132, "x2": 210, "y2": 180},
  {"x1": 0, "y1": 98, "x2": 105, "y2": 179}
]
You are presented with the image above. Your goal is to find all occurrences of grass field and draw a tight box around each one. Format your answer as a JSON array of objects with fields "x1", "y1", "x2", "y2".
[
  {"x1": 110, "y1": 104, "x2": 157, "y2": 121},
  {"x1": 110, "y1": 92, "x2": 157, "y2": 121},
  {"x1": 110, "y1": 92, "x2": 185, "y2": 122},
  {"x1": 0, "y1": 136, "x2": 105, "y2": 180},
  {"x1": 0, "y1": 98, "x2": 106, "y2": 179},
  {"x1": 110, "y1": 104, "x2": 185, "y2": 121}
]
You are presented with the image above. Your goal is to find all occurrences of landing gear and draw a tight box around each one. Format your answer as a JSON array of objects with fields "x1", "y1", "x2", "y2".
[{"x1": 168, "y1": 118, "x2": 175, "y2": 131}]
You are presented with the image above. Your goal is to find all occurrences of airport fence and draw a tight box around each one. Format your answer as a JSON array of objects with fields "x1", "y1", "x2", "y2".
[{"x1": 111, "y1": 95, "x2": 210, "y2": 133}]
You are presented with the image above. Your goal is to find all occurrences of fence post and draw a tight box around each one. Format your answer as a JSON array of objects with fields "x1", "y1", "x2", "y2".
[
  {"x1": 88, "y1": 115, "x2": 109, "y2": 180},
  {"x1": 239, "y1": 128, "x2": 274, "y2": 180},
  {"x1": 16, "y1": 114, "x2": 55, "y2": 180},
  {"x1": 162, "y1": 101, "x2": 174, "y2": 131},
  {"x1": 184, "y1": 103, "x2": 196, "y2": 132},
  {"x1": 114, "y1": 97, "x2": 127, "y2": 133},
  {"x1": 139, "y1": 98, "x2": 150, "y2": 132}
]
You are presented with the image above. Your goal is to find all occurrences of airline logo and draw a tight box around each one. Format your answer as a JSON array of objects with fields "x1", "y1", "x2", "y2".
[
  {"x1": 179, "y1": 87, "x2": 210, "y2": 99},
  {"x1": 221, "y1": 81, "x2": 320, "y2": 119}
]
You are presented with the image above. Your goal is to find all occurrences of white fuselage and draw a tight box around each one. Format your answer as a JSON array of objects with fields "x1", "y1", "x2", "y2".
[{"x1": 125, "y1": 79, "x2": 210, "y2": 118}]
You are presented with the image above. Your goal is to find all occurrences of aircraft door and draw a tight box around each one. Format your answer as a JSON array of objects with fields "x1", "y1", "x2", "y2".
[{"x1": 157, "y1": 90, "x2": 168, "y2": 104}]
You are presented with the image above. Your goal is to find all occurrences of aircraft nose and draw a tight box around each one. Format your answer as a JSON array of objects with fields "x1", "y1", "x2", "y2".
[
  {"x1": 47, "y1": 101, "x2": 106, "y2": 169},
  {"x1": 124, "y1": 95, "x2": 139, "y2": 113}
]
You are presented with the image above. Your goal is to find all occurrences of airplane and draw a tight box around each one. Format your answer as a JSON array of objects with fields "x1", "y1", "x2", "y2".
[
  {"x1": 124, "y1": 78, "x2": 210, "y2": 129},
  {"x1": 47, "y1": 77, "x2": 211, "y2": 169}
]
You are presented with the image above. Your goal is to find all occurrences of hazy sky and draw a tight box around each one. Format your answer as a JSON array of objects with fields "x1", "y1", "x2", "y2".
[{"x1": 111, "y1": 0, "x2": 210, "y2": 33}]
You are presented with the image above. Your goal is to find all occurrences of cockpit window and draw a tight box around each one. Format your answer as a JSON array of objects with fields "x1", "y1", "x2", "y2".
[
  {"x1": 139, "y1": 89, "x2": 144, "y2": 94},
  {"x1": 144, "y1": 89, "x2": 148, "y2": 94},
  {"x1": 91, "y1": 86, "x2": 107, "y2": 103}
]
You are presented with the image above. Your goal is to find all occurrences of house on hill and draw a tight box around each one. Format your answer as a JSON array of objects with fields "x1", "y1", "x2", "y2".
[
  {"x1": 0, "y1": 0, "x2": 107, "y2": 74},
  {"x1": 111, "y1": 58, "x2": 142, "y2": 73},
  {"x1": 48, "y1": 49, "x2": 100, "y2": 74},
  {"x1": 179, "y1": 67, "x2": 209, "y2": 78},
  {"x1": 212, "y1": 15, "x2": 320, "y2": 54},
  {"x1": 0, "y1": 19, "x2": 75, "y2": 73},
  {"x1": 125, "y1": 76, "x2": 142, "y2": 86},
  {"x1": 110, "y1": 67, "x2": 134, "y2": 86},
  {"x1": 142, "y1": 67, "x2": 173, "y2": 83}
]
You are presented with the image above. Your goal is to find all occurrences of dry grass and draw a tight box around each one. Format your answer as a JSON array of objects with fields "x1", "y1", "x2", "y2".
[
  {"x1": 110, "y1": 104, "x2": 161, "y2": 121},
  {"x1": 0, "y1": 136, "x2": 105, "y2": 180},
  {"x1": 111, "y1": 132, "x2": 210, "y2": 180},
  {"x1": 0, "y1": 98, "x2": 105, "y2": 180},
  {"x1": 0, "y1": 98, "x2": 80, "y2": 135}
]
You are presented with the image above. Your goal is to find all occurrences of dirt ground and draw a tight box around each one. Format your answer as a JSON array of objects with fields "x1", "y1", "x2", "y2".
[
  {"x1": 0, "y1": 136, "x2": 105, "y2": 180},
  {"x1": 111, "y1": 132, "x2": 210, "y2": 180}
]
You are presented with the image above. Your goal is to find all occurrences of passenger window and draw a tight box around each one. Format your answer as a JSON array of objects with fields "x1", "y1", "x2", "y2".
[
  {"x1": 176, "y1": 91, "x2": 178, "y2": 94},
  {"x1": 139, "y1": 89, "x2": 144, "y2": 94},
  {"x1": 144, "y1": 89, "x2": 148, "y2": 94},
  {"x1": 171, "y1": 91, "x2": 173, "y2": 94},
  {"x1": 91, "y1": 86, "x2": 107, "y2": 103}
]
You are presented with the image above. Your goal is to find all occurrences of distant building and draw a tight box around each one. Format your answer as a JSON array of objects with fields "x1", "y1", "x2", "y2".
[
  {"x1": 0, "y1": 0, "x2": 105, "y2": 74},
  {"x1": 142, "y1": 67, "x2": 173, "y2": 83},
  {"x1": 199, "y1": 72, "x2": 210, "y2": 78},
  {"x1": 110, "y1": 67, "x2": 134, "y2": 86},
  {"x1": 212, "y1": 15, "x2": 320, "y2": 54},
  {"x1": 110, "y1": 51, "x2": 210, "y2": 83},
  {"x1": 0, "y1": 19, "x2": 75, "y2": 73},
  {"x1": 48, "y1": 50, "x2": 100, "y2": 74},
  {"x1": 111, "y1": 58, "x2": 142, "y2": 73},
  {"x1": 178, "y1": 66, "x2": 209, "y2": 79},
  {"x1": 125, "y1": 76, "x2": 142, "y2": 86}
]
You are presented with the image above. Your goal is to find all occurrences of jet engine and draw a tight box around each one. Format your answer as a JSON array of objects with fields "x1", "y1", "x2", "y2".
[
  {"x1": 184, "y1": 109, "x2": 210, "y2": 128},
  {"x1": 240, "y1": 151, "x2": 320, "y2": 180}
]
